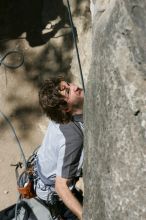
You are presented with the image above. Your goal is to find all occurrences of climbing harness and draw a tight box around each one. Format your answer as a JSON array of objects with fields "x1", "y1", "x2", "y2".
[
  {"x1": 0, "y1": 50, "x2": 24, "y2": 69},
  {"x1": 66, "y1": 0, "x2": 85, "y2": 93},
  {"x1": 0, "y1": 110, "x2": 37, "y2": 219},
  {"x1": 17, "y1": 151, "x2": 37, "y2": 199},
  {"x1": 15, "y1": 147, "x2": 41, "y2": 220}
]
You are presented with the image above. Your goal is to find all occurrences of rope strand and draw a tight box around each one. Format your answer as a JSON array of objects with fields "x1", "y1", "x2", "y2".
[
  {"x1": 66, "y1": 0, "x2": 85, "y2": 93},
  {"x1": 0, "y1": 50, "x2": 24, "y2": 69},
  {"x1": 0, "y1": 110, "x2": 27, "y2": 168}
]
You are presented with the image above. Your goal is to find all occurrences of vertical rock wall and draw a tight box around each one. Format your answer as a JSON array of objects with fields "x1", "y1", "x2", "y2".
[{"x1": 84, "y1": 0, "x2": 146, "y2": 219}]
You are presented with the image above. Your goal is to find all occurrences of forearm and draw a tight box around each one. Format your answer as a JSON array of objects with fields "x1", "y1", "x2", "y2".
[{"x1": 55, "y1": 177, "x2": 82, "y2": 220}]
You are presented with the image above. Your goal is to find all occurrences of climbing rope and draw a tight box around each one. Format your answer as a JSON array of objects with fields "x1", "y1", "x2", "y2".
[
  {"x1": 66, "y1": 0, "x2": 85, "y2": 93},
  {"x1": 0, "y1": 110, "x2": 27, "y2": 168},
  {"x1": 0, "y1": 110, "x2": 27, "y2": 219},
  {"x1": 0, "y1": 50, "x2": 24, "y2": 69}
]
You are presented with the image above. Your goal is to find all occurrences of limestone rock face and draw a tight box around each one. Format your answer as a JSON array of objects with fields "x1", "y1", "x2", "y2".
[{"x1": 84, "y1": 0, "x2": 146, "y2": 219}]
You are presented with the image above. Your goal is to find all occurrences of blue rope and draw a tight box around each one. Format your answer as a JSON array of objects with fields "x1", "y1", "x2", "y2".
[{"x1": 0, "y1": 50, "x2": 24, "y2": 69}]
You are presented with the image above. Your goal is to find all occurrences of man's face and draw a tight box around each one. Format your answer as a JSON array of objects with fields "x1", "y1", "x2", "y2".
[{"x1": 59, "y1": 81, "x2": 84, "y2": 114}]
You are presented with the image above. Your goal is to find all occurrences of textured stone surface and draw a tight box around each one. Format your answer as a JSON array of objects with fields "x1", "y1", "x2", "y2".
[{"x1": 84, "y1": 0, "x2": 146, "y2": 219}]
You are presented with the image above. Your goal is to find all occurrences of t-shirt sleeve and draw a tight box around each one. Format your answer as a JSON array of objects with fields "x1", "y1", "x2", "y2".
[{"x1": 56, "y1": 123, "x2": 83, "y2": 179}]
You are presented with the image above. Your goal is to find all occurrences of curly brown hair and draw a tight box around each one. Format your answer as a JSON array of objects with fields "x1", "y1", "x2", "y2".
[{"x1": 39, "y1": 76, "x2": 72, "y2": 123}]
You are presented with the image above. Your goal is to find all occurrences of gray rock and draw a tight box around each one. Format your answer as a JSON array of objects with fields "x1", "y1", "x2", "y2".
[{"x1": 84, "y1": 0, "x2": 146, "y2": 219}]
